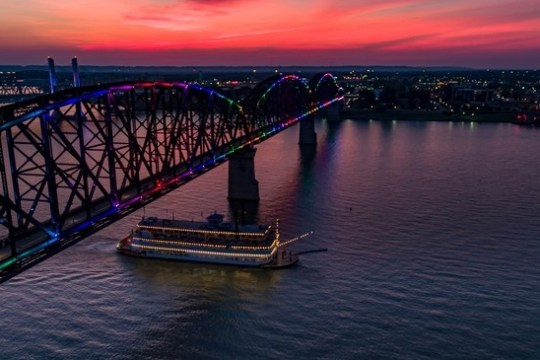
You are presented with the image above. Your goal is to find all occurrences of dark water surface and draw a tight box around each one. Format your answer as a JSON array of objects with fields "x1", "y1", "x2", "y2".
[{"x1": 2, "y1": 120, "x2": 540, "y2": 359}]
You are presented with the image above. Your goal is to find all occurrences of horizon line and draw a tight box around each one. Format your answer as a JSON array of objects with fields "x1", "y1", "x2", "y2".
[{"x1": 1, "y1": 64, "x2": 538, "y2": 71}]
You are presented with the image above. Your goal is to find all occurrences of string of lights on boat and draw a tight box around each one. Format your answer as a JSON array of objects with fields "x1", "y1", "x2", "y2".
[
  {"x1": 137, "y1": 223, "x2": 274, "y2": 237},
  {"x1": 129, "y1": 243, "x2": 278, "y2": 259},
  {"x1": 130, "y1": 235, "x2": 280, "y2": 251}
]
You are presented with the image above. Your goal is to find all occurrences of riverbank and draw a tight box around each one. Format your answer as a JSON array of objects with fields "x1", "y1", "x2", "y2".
[{"x1": 341, "y1": 108, "x2": 515, "y2": 123}]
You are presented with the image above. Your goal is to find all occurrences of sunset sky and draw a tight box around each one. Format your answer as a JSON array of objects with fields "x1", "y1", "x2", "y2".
[{"x1": 1, "y1": 0, "x2": 539, "y2": 68}]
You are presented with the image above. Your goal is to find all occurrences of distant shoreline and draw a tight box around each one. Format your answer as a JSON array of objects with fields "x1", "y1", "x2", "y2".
[{"x1": 341, "y1": 109, "x2": 515, "y2": 123}]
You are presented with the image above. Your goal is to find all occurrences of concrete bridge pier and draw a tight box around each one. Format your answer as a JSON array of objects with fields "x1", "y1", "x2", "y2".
[
  {"x1": 326, "y1": 102, "x2": 342, "y2": 122},
  {"x1": 47, "y1": 57, "x2": 57, "y2": 94},
  {"x1": 228, "y1": 199, "x2": 259, "y2": 226},
  {"x1": 228, "y1": 146, "x2": 260, "y2": 201},
  {"x1": 299, "y1": 114, "x2": 317, "y2": 145},
  {"x1": 71, "y1": 57, "x2": 81, "y2": 88}
]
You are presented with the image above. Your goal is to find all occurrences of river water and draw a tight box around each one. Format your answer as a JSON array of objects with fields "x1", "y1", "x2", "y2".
[{"x1": 1, "y1": 120, "x2": 540, "y2": 359}]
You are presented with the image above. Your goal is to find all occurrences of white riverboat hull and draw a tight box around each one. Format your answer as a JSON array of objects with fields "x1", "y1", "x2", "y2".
[{"x1": 117, "y1": 237, "x2": 298, "y2": 268}]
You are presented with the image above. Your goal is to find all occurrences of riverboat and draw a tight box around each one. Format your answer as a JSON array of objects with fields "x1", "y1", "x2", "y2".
[{"x1": 117, "y1": 212, "x2": 301, "y2": 268}]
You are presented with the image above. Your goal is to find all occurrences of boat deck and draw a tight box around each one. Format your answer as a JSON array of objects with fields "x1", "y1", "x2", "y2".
[{"x1": 138, "y1": 217, "x2": 270, "y2": 235}]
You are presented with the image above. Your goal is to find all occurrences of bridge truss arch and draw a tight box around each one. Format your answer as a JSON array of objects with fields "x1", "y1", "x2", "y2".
[
  {"x1": 309, "y1": 73, "x2": 343, "y2": 104},
  {"x1": 242, "y1": 74, "x2": 314, "y2": 135},
  {"x1": 309, "y1": 73, "x2": 345, "y2": 118}
]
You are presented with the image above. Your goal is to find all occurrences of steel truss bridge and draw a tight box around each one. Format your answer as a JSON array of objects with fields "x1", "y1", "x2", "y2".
[
  {"x1": 0, "y1": 73, "x2": 46, "y2": 103},
  {"x1": 0, "y1": 73, "x2": 343, "y2": 282}
]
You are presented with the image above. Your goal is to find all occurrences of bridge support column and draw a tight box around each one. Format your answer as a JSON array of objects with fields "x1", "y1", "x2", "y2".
[
  {"x1": 229, "y1": 200, "x2": 259, "y2": 226},
  {"x1": 326, "y1": 102, "x2": 342, "y2": 122},
  {"x1": 228, "y1": 146, "x2": 259, "y2": 201},
  {"x1": 47, "y1": 57, "x2": 57, "y2": 94},
  {"x1": 72, "y1": 57, "x2": 81, "y2": 88},
  {"x1": 299, "y1": 114, "x2": 317, "y2": 145}
]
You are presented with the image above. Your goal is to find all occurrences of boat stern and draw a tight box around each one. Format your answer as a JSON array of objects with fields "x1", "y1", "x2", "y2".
[{"x1": 263, "y1": 249, "x2": 299, "y2": 268}]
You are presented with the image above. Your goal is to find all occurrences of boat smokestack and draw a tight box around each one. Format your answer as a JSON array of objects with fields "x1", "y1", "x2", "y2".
[
  {"x1": 71, "y1": 56, "x2": 81, "y2": 88},
  {"x1": 47, "y1": 57, "x2": 57, "y2": 93}
]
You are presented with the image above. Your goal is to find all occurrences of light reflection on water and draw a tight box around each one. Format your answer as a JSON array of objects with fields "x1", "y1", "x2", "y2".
[{"x1": 1, "y1": 120, "x2": 540, "y2": 360}]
